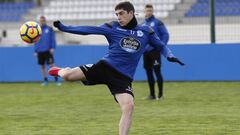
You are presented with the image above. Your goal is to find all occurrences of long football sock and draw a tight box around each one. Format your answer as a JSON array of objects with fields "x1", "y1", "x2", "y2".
[
  {"x1": 54, "y1": 76, "x2": 58, "y2": 82},
  {"x1": 44, "y1": 77, "x2": 48, "y2": 82}
]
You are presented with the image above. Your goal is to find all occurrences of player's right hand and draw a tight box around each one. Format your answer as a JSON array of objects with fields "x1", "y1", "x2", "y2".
[{"x1": 53, "y1": 20, "x2": 61, "y2": 29}]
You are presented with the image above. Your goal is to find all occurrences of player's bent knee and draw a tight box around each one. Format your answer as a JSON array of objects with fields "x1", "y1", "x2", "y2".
[{"x1": 121, "y1": 101, "x2": 134, "y2": 113}]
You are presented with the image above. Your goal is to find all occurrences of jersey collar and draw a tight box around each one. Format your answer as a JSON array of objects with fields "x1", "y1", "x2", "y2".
[{"x1": 121, "y1": 16, "x2": 138, "y2": 30}]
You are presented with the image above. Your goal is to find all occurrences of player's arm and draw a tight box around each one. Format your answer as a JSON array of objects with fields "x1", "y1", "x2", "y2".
[
  {"x1": 53, "y1": 21, "x2": 111, "y2": 36},
  {"x1": 149, "y1": 30, "x2": 185, "y2": 66},
  {"x1": 33, "y1": 44, "x2": 38, "y2": 56},
  {"x1": 50, "y1": 28, "x2": 56, "y2": 49},
  {"x1": 157, "y1": 21, "x2": 169, "y2": 45},
  {"x1": 49, "y1": 28, "x2": 56, "y2": 54}
]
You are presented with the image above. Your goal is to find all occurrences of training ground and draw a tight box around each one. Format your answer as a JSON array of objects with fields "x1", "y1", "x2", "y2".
[{"x1": 0, "y1": 82, "x2": 239, "y2": 135}]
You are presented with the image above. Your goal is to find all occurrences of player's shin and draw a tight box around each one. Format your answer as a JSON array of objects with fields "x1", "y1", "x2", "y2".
[{"x1": 58, "y1": 67, "x2": 71, "y2": 78}]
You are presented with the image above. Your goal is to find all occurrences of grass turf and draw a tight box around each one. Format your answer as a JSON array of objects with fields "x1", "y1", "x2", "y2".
[{"x1": 0, "y1": 82, "x2": 239, "y2": 135}]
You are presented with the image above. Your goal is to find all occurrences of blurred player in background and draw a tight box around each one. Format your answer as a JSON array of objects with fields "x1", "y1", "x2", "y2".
[
  {"x1": 34, "y1": 16, "x2": 61, "y2": 86},
  {"x1": 48, "y1": 1, "x2": 184, "y2": 135},
  {"x1": 142, "y1": 4, "x2": 169, "y2": 100}
]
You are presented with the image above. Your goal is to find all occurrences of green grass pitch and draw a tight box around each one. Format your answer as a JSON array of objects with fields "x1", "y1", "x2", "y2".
[{"x1": 0, "y1": 82, "x2": 240, "y2": 135}]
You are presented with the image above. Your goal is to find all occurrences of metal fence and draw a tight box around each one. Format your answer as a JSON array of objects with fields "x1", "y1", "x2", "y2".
[{"x1": 164, "y1": 0, "x2": 240, "y2": 44}]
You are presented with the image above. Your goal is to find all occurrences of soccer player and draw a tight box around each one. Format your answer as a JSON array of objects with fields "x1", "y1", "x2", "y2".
[
  {"x1": 48, "y1": 2, "x2": 184, "y2": 135},
  {"x1": 34, "y1": 16, "x2": 61, "y2": 86},
  {"x1": 142, "y1": 4, "x2": 170, "y2": 100}
]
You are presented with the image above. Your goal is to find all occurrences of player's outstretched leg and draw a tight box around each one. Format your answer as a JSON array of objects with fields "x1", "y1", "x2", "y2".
[
  {"x1": 48, "y1": 67, "x2": 86, "y2": 81},
  {"x1": 115, "y1": 93, "x2": 134, "y2": 135}
]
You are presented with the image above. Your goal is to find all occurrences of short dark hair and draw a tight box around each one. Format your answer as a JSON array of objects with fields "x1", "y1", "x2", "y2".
[
  {"x1": 40, "y1": 16, "x2": 46, "y2": 19},
  {"x1": 145, "y1": 4, "x2": 153, "y2": 9},
  {"x1": 115, "y1": 1, "x2": 135, "y2": 13}
]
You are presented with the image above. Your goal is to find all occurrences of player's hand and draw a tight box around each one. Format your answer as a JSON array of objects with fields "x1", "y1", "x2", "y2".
[
  {"x1": 167, "y1": 57, "x2": 185, "y2": 66},
  {"x1": 50, "y1": 49, "x2": 54, "y2": 54},
  {"x1": 53, "y1": 20, "x2": 61, "y2": 29}
]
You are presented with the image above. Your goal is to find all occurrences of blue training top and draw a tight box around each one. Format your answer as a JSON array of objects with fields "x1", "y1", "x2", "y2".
[
  {"x1": 143, "y1": 15, "x2": 169, "y2": 53},
  {"x1": 34, "y1": 25, "x2": 56, "y2": 53},
  {"x1": 57, "y1": 21, "x2": 174, "y2": 79}
]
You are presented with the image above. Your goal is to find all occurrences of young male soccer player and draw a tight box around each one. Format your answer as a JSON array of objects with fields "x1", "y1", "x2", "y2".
[
  {"x1": 142, "y1": 4, "x2": 170, "y2": 100},
  {"x1": 34, "y1": 16, "x2": 61, "y2": 86},
  {"x1": 48, "y1": 2, "x2": 184, "y2": 135}
]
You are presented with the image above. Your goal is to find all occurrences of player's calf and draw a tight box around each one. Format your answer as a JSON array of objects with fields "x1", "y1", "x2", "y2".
[{"x1": 49, "y1": 67, "x2": 86, "y2": 81}]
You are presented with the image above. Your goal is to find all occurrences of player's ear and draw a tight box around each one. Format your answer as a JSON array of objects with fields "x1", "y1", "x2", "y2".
[{"x1": 129, "y1": 10, "x2": 134, "y2": 15}]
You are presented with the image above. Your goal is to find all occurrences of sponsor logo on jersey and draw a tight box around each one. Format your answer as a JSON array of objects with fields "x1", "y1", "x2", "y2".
[{"x1": 120, "y1": 37, "x2": 141, "y2": 53}]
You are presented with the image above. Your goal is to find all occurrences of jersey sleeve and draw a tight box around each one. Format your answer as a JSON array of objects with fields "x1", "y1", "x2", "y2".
[
  {"x1": 157, "y1": 21, "x2": 169, "y2": 45},
  {"x1": 50, "y1": 27, "x2": 56, "y2": 49},
  {"x1": 148, "y1": 28, "x2": 174, "y2": 58},
  {"x1": 58, "y1": 22, "x2": 112, "y2": 36}
]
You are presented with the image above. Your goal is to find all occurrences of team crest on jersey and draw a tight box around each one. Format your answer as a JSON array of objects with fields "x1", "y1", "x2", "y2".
[
  {"x1": 45, "y1": 29, "x2": 49, "y2": 33},
  {"x1": 120, "y1": 37, "x2": 141, "y2": 53},
  {"x1": 137, "y1": 30, "x2": 143, "y2": 37},
  {"x1": 150, "y1": 22, "x2": 155, "y2": 27}
]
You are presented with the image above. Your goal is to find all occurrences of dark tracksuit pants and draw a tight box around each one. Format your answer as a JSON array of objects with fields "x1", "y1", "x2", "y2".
[{"x1": 143, "y1": 50, "x2": 163, "y2": 98}]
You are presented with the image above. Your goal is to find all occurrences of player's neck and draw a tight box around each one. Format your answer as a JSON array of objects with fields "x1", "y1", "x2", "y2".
[
  {"x1": 146, "y1": 15, "x2": 154, "y2": 21},
  {"x1": 121, "y1": 16, "x2": 137, "y2": 30}
]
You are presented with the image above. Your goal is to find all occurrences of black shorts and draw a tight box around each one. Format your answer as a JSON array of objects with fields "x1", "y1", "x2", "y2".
[
  {"x1": 143, "y1": 50, "x2": 161, "y2": 69},
  {"x1": 37, "y1": 51, "x2": 54, "y2": 65},
  {"x1": 79, "y1": 60, "x2": 134, "y2": 98}
]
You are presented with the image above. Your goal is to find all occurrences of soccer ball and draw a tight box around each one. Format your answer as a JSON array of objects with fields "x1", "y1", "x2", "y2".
[{"x1": 20, "y1": 21, "x2": 42, "y2": 44}]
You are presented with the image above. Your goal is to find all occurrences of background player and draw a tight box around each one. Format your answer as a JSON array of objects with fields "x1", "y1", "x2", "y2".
[
  {"x1": 142, "y1": 4, "x2": 170, "y2": 100},
  {"x1": 34, "y1": 16, "x2": 61, "y2": 86}
]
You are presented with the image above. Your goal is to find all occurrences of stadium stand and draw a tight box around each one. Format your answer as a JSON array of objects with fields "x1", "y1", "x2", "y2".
[
  {"x1": 0, "y1": 0, "x2": 240, "y2": 46},
  {"x1": 0, "y1": 2, "x2": 35, "y2": 22},
  {"x1": 186, "y1": 0, "x2": 240, "y2": 17},
  {"x1": 42, "y1": 0, "x2": 181, "y2": 21}
]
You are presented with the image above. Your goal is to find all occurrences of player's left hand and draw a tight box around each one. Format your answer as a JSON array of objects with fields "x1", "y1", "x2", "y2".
[{"x1": 167, "y1": 57, "x2": 185, "y2": 66}]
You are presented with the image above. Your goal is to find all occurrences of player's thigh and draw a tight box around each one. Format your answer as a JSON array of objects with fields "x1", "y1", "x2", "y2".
[
  {"x1": 67, "y1": 67, "x2": 87, "y2": 81},
  {"x1": 37, "y1": 53, "x2": 45, "y2": 65},
  {"x1": 151, "y1": 51, "x2": 161, "y2": 64},
  {"x1": 143, "y1": 54, "x2": 152, "y2": 69}
]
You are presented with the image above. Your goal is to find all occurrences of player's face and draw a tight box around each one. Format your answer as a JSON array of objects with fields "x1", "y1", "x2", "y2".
[
  {"x1": 40, "y1": 17, "x2": 47, "y2": 26},
  {"x1": 115, "y1": 9, "x2": 134, "y2": 26},
  {"x1": 145, "y1": 7, "x2": 153, "y2": 19}
]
